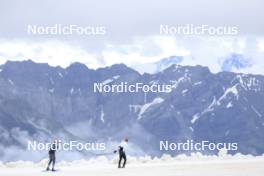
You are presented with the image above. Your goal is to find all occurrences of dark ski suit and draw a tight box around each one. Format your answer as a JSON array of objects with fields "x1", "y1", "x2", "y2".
[
  {"x1": 117, "y1": 146, "x2": 126, "y2": 168},
  {"x1": 47, "y1": 143, "x2": 57, "y2": 171}
]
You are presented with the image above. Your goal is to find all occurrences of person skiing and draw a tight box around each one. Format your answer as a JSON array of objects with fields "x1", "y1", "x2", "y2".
[
  {"x1": 114, "y1": 138, "x2": 128, "y2": 168},
  {"x1": 46, "y1": 139, "x2": 59, "y2": 171}
]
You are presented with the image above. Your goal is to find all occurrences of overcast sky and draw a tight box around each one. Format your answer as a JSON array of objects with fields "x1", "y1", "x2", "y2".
[{"x1": 0, "y1": 0, "x2": 264, "y2": 74}]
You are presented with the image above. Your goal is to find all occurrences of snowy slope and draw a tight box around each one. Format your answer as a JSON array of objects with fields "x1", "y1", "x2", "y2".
[{"x1": 1, "y1": 154, "x2": 264, "y2": 176}]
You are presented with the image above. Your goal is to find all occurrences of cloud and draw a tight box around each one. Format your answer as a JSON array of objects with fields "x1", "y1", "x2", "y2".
[
  {"x1": 0, "y1": 36, "x2": 264, "y2": 75},
  {"x1": 257, "y1": 38, "x2": 264, "y2": 52},
  {"x1": 101, "y1": 36, "x2": 190, "y2": 67},
  {"x1": 0, "y1": 0, "x2": 263, "y2": 38},
  {"x1": 0, "y1": 39, "x2": 99, "y2": 68},
  {"x1": 0, "y1": 0, "x2": 263, "y2": 74}
]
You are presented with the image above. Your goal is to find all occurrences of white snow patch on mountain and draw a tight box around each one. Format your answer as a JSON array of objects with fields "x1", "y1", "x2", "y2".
[
  {"x1": 8, "y1": 79, "x2": 14, "y2": 86},
  {"x1": 50, "y1": 77, "x2": 54, "y2": 85},
  {"x1": 233, "y1": 75, "x2": 247, "y2": 90},
  {"x1": 204, "y1": 96, "x2": 217, "y2": 113},
  {"x1": 232, "y1": 75, "x2": 261, "y2": 92},
  {"x1": 102, "y1": 75, "x2": 120, "y2": 85},
  {"x1": 170, "y1": 74, "x2": 190, "y2": 90},
  {"x1": 58, "y1": 72, "x2": 63, "y2": 78},
  {"x1": 246, "y1": 77, "x2": 261, "y2": 92},
  {"x1": 217, "y1": 84, "x2": 239, "y2": 105},
  {"x1": 172, "y1": 65, "x2": 182, "y2": 72},
  {"x1": 226, "y1": 102, "x2": 233, "y2": 108},
  {"x1": 191, "y1": 96, "x2": 218, "y2": 124},
  {"x1": 100, "y1": 109, "x2": 105, "y2": 123},
  {"x1": 113, "y1": 75, "x2": 120, "y2": 79},
  {"x1": 138, "y1": 97, "x2": 164, "y2": 120},
  {"x1": 182, "y1": 89, "x2": 188, "y2": 95},
  {"x1": 70, "y1": 88, "x2": 74, "y2": 95},
  {"x1": 251, "y1": 105, "x2": 262, "y2": 117},
  {"x1": 102, "y1": 79, "x2": 113, "y2": 85},
  {"x1": 191, "y1": 113, "x2": 200, "y2": 124},
  {"x1": 48, "y1": 88, "x2": 54, "y2": 93},
  {"x1": 194, "y1": 81, "x2": 202, "y2": 86}
]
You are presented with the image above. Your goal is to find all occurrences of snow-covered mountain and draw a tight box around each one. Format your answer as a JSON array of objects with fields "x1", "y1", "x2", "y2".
[
  {"x1": 133, "y1": 56, "x2": 183, "y2": 73},
  {"x1": 0, "y1": 60, "x2": 264, "y2": 161},
  {"x1": 155, "y1": 56, "x2": 184, "y2": 72},
  {"x1": 221, "y1": 53, "x2": 252, "y2": 72}
]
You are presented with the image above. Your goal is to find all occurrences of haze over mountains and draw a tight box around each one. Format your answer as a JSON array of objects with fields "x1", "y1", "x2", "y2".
[
  {"x1": 134, "y1": 53, "x2": 252, "y2": 74},
  {"x1": 0, "y1": 60, "x2": 264, "y2": 161}
]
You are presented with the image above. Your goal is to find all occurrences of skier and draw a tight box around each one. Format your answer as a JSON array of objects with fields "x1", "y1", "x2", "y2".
[
  {"x1": 46, "y1": 139, "x2": 59, "y2": 171},
  {"x1": 114, "y1": 138, "x2": 128, "y2": 168}
]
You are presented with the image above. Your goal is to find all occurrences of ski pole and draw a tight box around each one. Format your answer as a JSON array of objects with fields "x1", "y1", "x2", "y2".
[{"x1": 95, "y1": 152, "x2": 115, "y2": 156}]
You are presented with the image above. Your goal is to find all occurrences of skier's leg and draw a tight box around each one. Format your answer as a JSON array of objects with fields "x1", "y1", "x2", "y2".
[
  {"x1": 122, "y1": 153, "x2": 127, "y2": 168},
  {"x1": 46, "y1": 154, "x2": 52, "y2": 170},
  {"x1": 118, "y1": 154, "x2": 122, "y2": 168},
  {"x1": 52, "y1": 154, "x2": 56, "y2": 171}
]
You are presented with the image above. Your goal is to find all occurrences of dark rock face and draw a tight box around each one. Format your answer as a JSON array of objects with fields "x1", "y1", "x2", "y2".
[{"x1": 0, "y1": 60, "x2": 264, "y2": 161}]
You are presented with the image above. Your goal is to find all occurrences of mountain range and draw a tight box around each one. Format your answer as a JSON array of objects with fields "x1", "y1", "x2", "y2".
[{"x1": 0, "y1": 60, "x2": 264, "y2": 161}]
